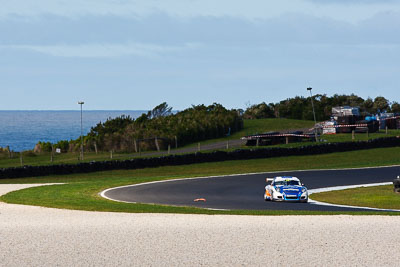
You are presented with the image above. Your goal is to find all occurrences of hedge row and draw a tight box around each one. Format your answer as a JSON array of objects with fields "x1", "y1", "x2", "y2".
[{"x1": 1, "y1": 137, "x2": 400, "y2": 179}]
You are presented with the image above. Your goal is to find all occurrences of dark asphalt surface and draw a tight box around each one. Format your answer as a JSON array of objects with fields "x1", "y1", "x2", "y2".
[{"x1": 104, "y1": 166, "x2": 400, "y2": 211}]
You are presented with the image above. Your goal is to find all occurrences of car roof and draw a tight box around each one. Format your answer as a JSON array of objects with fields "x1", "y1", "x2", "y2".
[{"x1": 274, "y1": 176, "x2": 300, "y2": 182}]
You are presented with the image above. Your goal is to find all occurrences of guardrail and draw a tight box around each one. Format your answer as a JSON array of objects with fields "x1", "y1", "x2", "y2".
[
  {"x1": 320, "y1": 124, "x2": 369, "y2": 128},
  {"x1": 241, "y1": 133, "x2": 314, "y2": 139}
]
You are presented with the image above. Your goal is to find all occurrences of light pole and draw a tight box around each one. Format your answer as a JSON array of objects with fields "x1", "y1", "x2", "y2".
[
  {"x1": 307, "y1": 87, "x2": 318, "y2": 141},
  {"x1": 78, "y1": 101, "x2": 84, "y2": 160}
]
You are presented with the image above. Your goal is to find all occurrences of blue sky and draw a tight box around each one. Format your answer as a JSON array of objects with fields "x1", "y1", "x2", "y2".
[{"x1": 1, "y1": 0, "x2": 399, "y2": 110}]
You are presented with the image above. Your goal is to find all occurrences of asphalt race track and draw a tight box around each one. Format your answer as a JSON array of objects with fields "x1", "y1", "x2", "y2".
[{"x1": 103, "y1": 166, "x2": 400, "y2": 211}]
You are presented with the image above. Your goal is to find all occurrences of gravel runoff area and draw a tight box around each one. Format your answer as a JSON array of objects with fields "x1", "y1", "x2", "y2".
[{"x1": 1, "y1": 184, "x2": 400, "y2": 266}]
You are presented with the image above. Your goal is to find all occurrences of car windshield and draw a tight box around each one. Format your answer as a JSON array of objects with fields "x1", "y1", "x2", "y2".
[
  {"x1": 274, "y1": 180, "x2": 300, "y2": 186},
  {"x1": 287, "y1": 180, "x2": 300, "y2": 186}
]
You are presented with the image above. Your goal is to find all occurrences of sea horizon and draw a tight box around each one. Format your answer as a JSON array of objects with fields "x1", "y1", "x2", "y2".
[
  {"x1": 0, "y1": 110, "x2": 148, "y2": 112},
  {"x1": 0, "y1": 110, "x2": 146, "y2": 152}
]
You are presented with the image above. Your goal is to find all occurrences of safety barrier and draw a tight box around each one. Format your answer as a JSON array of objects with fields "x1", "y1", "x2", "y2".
[{"x1": 1, "y1": 137, "x2": 400, "y2": 179}]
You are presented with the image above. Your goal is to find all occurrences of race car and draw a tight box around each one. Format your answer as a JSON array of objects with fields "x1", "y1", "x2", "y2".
[{"x1": 264, "y1": 176, "x2": 308, "y2": 203}]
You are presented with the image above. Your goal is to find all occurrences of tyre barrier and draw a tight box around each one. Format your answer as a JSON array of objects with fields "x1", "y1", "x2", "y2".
[
  {"x1": 393, "y1": 177, "x2": 400, "y2": 193},
  {"x1": 1, "y1": 137, "x2": 400, "y2": 179}
]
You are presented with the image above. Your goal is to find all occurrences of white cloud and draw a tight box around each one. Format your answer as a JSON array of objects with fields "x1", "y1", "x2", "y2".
[
  {"x1": 1, "y1": 0, "x2": 400, "y2": 23},
  {"x1": 0, "y1": 43, "x2": 200, "y2": 58},
  {"x1": 1, "y1": 10, "x2": 399, "y2": 54}
]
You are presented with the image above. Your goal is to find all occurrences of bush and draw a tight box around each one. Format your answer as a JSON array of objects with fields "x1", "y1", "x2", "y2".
[
  {"x1": 71, "y1": 103, "x2": 243, "y2": 153},
  {"x1": 56, "y1": 140, "x2": 69, "y2": 153},
  {"x1": 38, "y1": 141, "x2": 52, "y2": 152}
]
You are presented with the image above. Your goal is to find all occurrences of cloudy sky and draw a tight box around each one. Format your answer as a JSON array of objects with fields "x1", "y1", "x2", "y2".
[{"x1": 1, "y1": 0, "x2": 399, "y2": 110}]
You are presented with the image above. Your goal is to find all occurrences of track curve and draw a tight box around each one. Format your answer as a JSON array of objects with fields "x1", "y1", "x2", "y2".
[{"x1": 102, "y1": 166, "x2": 400, "y2": 211}]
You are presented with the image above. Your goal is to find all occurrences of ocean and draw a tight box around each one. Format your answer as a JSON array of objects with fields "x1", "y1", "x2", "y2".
[{"x1": 0, "y1": 110, "x2": 145, "y2": 152}]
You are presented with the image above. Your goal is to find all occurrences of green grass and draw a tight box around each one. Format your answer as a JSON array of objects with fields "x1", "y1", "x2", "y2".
[
  {"x1": 0, "y1": 151, "x2": 140, "y2": 168},
  {"x1": 322, "y1": 129, "x2": 400, "y2": 143},
  {"x1": 240, "y1": 118, "x2": 315, "y2": 136},
  {"x1": 1, "y1": 146, "x2": 400, "y2": 215},
  {"x1": 311, "y1": 185, "x2": 400, "y2": 210}
]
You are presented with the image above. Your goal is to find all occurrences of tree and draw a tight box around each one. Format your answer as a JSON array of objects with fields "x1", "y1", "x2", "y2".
[
  {"x1": 391, "y1": 102, "x2": 400, "y2": 113},
  {"x1": 347, "y1": 94, "x2": 365, "y2": 107},
  {"x1": 245, "y1": 93, "x2": 396, "y2": 121},
  {"x1": 373, "y1": 96, "x2": 389, "y2": 113},
  {"x1": 148, "y1": 102, "x2": 172, "y2": 119},
  {"x1": 243, "y1": 102, "x2": 275, "y2": 119},
  {"x1": 361, "y1": 98, "x2": 374, "y2": 114}
]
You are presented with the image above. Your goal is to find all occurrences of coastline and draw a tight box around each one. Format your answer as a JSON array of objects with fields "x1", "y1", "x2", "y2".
[{"x1": 0, "y1": 110, "x2": 144, "y2": 152}]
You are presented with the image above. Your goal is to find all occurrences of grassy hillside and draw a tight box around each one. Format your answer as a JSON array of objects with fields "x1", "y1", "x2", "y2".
[
  {"x1": 228, "y1": 118, "x2": 314, "y2": 139},
  {"x1": 240, "y1": 118, "x2": 314, "y2": 135},
  {"x1": 181, "y1": 118, "x2": 315, "y2": 147}
]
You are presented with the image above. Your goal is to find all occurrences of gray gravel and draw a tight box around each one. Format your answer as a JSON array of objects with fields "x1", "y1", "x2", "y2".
[{"x1": 1, "y1": 184, "x2": 399, "y2": 266}]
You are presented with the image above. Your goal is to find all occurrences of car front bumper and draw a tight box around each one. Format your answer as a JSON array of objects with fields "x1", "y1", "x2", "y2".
[{"x1": 273, "y1": 192, "x2": 308, "y2": 202}]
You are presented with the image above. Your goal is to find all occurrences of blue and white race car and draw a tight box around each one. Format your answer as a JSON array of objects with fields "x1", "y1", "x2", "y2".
[{"x1": 264, "y1": 176, "x2": 308, "y2": 203}]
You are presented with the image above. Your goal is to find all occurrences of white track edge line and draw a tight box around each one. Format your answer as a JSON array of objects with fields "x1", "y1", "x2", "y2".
[
  {"x1": 100, "y1": 164, "x2": 400, "y2": 201},
  {"x1": 100, "y1": 166, "x2": 400, "y2": 212}
]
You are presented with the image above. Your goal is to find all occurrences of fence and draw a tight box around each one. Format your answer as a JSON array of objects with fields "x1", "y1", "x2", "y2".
[{"x1": 1, "y1": 137, "x2": 400, "y2": 179}]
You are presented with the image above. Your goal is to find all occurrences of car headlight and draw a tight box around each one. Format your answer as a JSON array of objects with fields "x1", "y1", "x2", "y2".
[{"x1": 301, "y1": 187, "x2": 307, "y2": 193}]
